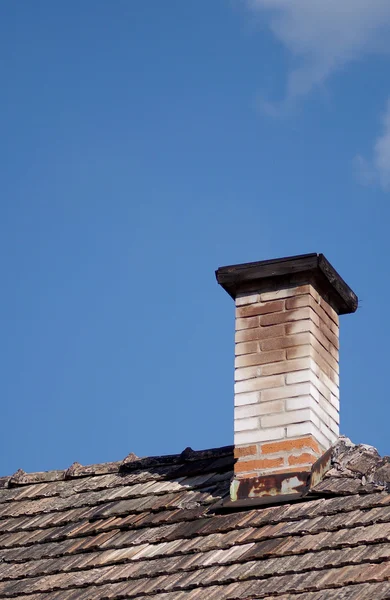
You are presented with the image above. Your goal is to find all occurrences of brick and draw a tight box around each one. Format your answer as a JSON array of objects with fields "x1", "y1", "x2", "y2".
[
  {"x1": 270, "y1": 465, "x2": 313, "y2": 474},
  {"x1": 234, "y1": 445, "x2": 257, "y2": 458},
  {"x1": 260, "y1": 307, "x2": 312, "y2": 327},
  {"x1": 319, "y1": 295, "x2": 339, "y2": 325},
  {"x1": 318, "y1": 317, "x2": 339, "y2": 350},
  {"x1": 235, "y1": 324, "x2": 285, "y2": 343},
  {"x1": 235, "y1": 349, "x2": 286, "y2": 368},
  {"x1": 316, "y1": 410, "x2": 339, "y2": 436},
  {"x1": 310, "y1": 321, "x2": 339, "y2": 359},
  {"x1": 260, "y1": 285, "x2": 311, "y2": 302},
  {"x1": 285, "y1": 345, "x2": 339, "y2": 387},
  {"x1": 285, "y1": 294, "x2": 310, "y2": 311},
  {"x1": 261, "y1": 408, "x2": 312, "y2": 429},
  {"x1": 315, "y1": 421, "x2": 330, "y2": 441},
  {"x1": 311, "y1": 399, "x2": 337, "y2": 429},
  {"x1": 285, "y1": 368, "x2": 312, "y2": 385},
  {"x1": 260, "y1": 332, "x2": 311, "y2": 352},
  {"x1": 285, "y1": 394, "x2": 339, "y2": 431},
  {"x1": 308, "y1": 383, "x2": 320, "y2": 403},
  {"x1": 286, "y1": 333, "x2": 339, "y2": 377},
  {"x1": 235, "y1": 391, "x2": 261, "y2": 406},
  {"x1": 234, "y1": 416, "x2": 259, "y2": 432},
  {"x1": 286, "y1": 320, "x2": 338, "y2": 361},
  {"x1": 261, "y1": 357, "x2": 311, "y2": 377},
  {"x1": 310, "y1": 347, "x2": 339, "y2": 385},
  {"x1": 328, "y1": 418, "x2": 339, "y2": 435},
  {"x1": 285, "y1": 320, "x2": 311, "y2": 335},
  {"x1": 319, "y1": 419, "x2": 339, "y2": 441},
  {"x1": 288, "y1": 452, "x2": 317, "y2": 466},
  {"x1": 234, "y1": 400, "x2": 284, "y2": 419},
  {"x1": 286, "y1": 344, "x2": 311, "y2": 360},
  {"x1": 310, "y1": 297, "x2": 339, "y2": 336},
  {"x1": 286, "y1": 295, "x2": 338, "y2": 336},
  {"x1": 309, "y1": 364, "x2": 339, "y2": 398},
  {"x1": 285, "y1": 394, "x2": 314, "y2": 411},
  {"x1": 310, "y1": 334, "x2": 339, "y2": 372},
  {"x1": 286, "y1": 422, "x2": 330, "y2": 450},
  {"x1": 262, "y1": 382, "x2": 311, "y2": 402},
  {"x1": 287, "y1": 409, "x2": 321, "y2": 438},
  {"x1": 235, "y1": 404, "x2": 260, "y2": 419},
  {"x1": 236, "y1": 299, "x2": 285, "y2": 319},
  {"x1": 261, "y1": 435, "x2": 321, "y2": 455},
  {"x1": 299, "y1": 369, "x2": 331, "y2": 402},
  {"x1": 235, "y1": 365, "x2": 262, "y2": 381},
  {"x1": 273, "y1": 307, "x2": 334, "y2": 345},
  {"x1": 234, "y1": 374, "x2": 285, "y2": 394},
  {"x1": 317, "y1": 366, "x2": 339, "y2": 397},
  {"x1": 235, "y1": 316, "x2": 260, "y2": 330},
  {"x1": 330, "y1": 393, "x2": 339, "y2": 410},
  {"x1": 235, "y1": 341, "x2": 261, "y2": 356},
  {"x1": 234, "y1": 427, "x2": 284, "y2": 445},
  {"x1": 308, "y1": 285, "x2": 320, "y2": 303},
  {"x1": 286, "y1": 340, "x2": 339, "y2": 378},
  {"x1": 235, "y1": 293, "x2": 260, "y2": 307},
  {"x1": 234, "y1": 457, "x2": 284, "y2": 473},
  {"x1": 317, "y1": 393, "x2": 339, "y2": 424}
]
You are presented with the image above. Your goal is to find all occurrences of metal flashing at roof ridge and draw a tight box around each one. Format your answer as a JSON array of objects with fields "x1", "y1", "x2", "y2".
[{"x1": 221, "y1": 436, "x2": 390, "y2": 511}]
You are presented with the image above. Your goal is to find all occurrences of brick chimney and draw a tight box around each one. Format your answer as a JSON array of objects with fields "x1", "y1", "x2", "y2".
[{"x1": 216, "y1": 254, "x2": 357, "y2": 494}]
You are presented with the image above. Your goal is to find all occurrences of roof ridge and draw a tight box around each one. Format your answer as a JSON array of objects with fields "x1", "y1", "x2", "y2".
[
  {"x1": 3, "y1": 438, "x2": 389, "y2": 493},
  {"x1": 2, "y1": 445, "x2": 234, "y2": 488}
]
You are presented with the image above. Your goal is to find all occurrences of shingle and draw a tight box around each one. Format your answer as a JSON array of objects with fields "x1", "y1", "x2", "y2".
[
  {"x1": 263, "y1": 582, "x2": 390, "y2": 599},
  {"x1": 0, "y1": 444, "x2": 389, "y2": 599}
]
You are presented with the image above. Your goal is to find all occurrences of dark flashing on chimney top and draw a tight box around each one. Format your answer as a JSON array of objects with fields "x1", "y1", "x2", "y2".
[{"x1": 215, "y1": 253, "x2": 358, "y2": 315}]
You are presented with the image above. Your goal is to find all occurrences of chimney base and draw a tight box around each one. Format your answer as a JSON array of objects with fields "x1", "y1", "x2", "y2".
[{"x1": 234, "y1": 434, "x2": 322, "y2": 478}]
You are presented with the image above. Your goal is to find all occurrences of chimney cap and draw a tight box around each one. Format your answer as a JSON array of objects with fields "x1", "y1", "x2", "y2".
[{"x1": 215, "y1": 253, "x2": 358, "y2": 315}]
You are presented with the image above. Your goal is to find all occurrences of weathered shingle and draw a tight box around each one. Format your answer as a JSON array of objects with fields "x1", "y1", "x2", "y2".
[{"x1": 0, "y1": 440, "x2": 389, "y2": 599}]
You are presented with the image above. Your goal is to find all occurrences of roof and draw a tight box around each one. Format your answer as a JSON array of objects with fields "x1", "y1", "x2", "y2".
[{"x1": 0, "y1": 438, "x2": 389, "y2": 599}]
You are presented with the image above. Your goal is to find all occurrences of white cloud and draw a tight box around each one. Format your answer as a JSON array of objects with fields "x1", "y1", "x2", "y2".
[
  {"x1": 248, "y1": 0, "x2": 390, "y2": 110},
  {"x1": 355, "y1": 99, "x2": 390, "y2": 190}
]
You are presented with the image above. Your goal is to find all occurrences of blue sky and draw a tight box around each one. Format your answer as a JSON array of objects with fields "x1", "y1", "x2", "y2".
[{"x1": 1, "y1": 1, "x2": 390, "y2": 476}]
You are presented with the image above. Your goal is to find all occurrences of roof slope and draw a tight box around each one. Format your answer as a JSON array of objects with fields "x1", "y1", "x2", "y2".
[{"x1": 0, "y1": 441, "x2": 389, "y2": 599}]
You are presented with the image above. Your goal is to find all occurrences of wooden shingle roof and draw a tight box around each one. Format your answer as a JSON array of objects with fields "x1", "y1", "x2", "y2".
[{"x1": 0, "y1": 439, "x2": 389, "y2": 599}]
